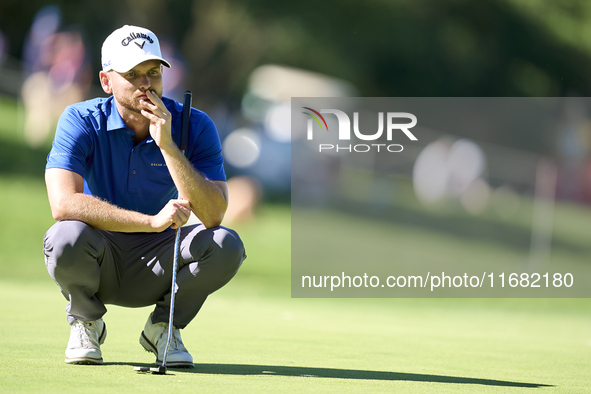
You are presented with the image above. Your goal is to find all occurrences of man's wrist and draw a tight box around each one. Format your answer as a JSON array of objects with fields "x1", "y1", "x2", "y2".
[
  {"x1": 159, "y1": 139, "x2": 181, "y2": 157},
  {"x1": 144, "y1": 215, "x2": 160, "y2": 232}
]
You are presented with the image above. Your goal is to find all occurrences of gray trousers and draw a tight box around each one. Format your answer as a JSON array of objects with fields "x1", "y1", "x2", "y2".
[{"x1": 43, "y1": 220, "x2": 245, "y2": 328}]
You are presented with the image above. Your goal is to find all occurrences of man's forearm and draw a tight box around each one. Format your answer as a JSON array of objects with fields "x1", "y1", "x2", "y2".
[
  {"x1": 161, "y1": 146, "x2": 227, "y2": 228},
  {"x1": 52, "y1": 193, "x2": 155, "y2": 232}
]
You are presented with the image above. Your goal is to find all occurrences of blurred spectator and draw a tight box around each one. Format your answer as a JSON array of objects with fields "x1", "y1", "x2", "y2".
[
  {"x1": 21, "y1": 6, "x2": 91, "y2": 147},
  {"x1": 22, "y1": 5, "x2": 61, "y2": 75}
]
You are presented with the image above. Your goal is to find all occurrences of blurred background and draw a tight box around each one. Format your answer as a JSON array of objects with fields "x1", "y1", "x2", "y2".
[
  {"x1": 1, "y1": 1, "x2": 591, "y2": 391},
  {"x1": 1, "y1": 0, "x2": 591, "y2": 287},
  {"x1": 3, "y1": 0, "x2": 591, "y2": 206}
]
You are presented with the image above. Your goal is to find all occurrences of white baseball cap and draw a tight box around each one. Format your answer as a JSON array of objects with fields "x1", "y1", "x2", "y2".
[{"x1": 101, "y1": 25, "x2": 171, "y2": 73}]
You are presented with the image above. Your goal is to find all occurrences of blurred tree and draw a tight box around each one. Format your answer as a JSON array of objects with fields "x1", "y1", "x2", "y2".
[
  {"x1": 3, "y1": 0, "x2": 591, "y2": 152},
  {"x1": 180, "y1": 0, "x2": 267, "y2": 110}
]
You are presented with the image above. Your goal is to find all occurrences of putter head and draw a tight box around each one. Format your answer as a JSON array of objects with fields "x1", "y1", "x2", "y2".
[
  {"x1": 134, "y1": 366, "x2": 151, "y2": 372},
  {"x1": 150, "y1": 366, "x2": 167, "y2": 375}
]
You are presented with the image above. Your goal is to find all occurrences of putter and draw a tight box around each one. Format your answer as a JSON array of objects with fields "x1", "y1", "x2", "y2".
[{"x1": 135, "y1": 90, "x2": 192, "y2": 375}]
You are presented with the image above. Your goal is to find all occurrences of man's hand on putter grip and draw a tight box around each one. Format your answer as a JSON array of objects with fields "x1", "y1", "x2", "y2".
[
  {"x1": 150, "y1": 199, "x2": 191, "y2": 232},
  {"x1": 140, "y1": 90, "x2": 175, "y2": 152}
]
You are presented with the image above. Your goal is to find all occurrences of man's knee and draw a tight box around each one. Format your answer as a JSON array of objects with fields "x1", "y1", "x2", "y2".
[
  {"x1": 215, "y1": 227, "x2": 246, "y2": 273},
  {"x1": 186, "y1": 225, "x2": 246, "y2": 275},
  {"x1": 44, "y1": 221, "x2": 104, "y2": 273}
]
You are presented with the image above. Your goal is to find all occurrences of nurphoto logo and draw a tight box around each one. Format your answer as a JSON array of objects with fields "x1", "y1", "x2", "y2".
[{"x1": 302, "y1": 107, "x2": 418, "y2": 153}]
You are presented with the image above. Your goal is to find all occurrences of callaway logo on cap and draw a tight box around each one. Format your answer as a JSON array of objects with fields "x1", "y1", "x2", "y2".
[{"x1": 101, "y1": 25, "x2": 171, "y2": 73}]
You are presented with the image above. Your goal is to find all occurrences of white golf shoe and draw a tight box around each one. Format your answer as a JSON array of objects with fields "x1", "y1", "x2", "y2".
[
  {"x1": 139, "y1": 313, "x2": 194, "y2": 368},
  {"x1": 65, "y1": 319, "x2": 107, "y2": 364}
]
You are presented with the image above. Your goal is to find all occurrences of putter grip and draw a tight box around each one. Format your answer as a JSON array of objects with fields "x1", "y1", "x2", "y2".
[{"x1": 181, "y1": 91, "x2": 192, "y2": 156}]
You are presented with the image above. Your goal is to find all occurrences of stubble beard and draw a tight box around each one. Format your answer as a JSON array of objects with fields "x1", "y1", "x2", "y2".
[
  {"x1": 115, "y1": 90, "x2": 162, "y2": 117},
  {"x1": 116, "y1": 93, "x2": 144, "y2": 115}
]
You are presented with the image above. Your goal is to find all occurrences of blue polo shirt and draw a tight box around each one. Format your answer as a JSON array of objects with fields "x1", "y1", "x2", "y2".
[{"x1": 46, "y1": 96, "x2": 226, "y2": 216}]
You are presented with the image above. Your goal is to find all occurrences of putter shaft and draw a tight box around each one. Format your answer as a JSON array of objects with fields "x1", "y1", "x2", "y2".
[
  {"x1": 135, "y1": 91, "x2": 191, "y2": 375},
  {"x1": 161, "y1": 226, "x2": 181, "y2": 368}
]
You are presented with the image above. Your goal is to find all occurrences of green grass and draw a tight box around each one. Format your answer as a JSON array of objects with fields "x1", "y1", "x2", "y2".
[
  {"x1": 1, "y1": 278, "x2": 590, "y2": 393},
  {"x1": 0, "y1": 176, "x2": 589, "y2": 393},
  {"x1": 0, "y1": 95, "x2": 590, "y2": 392}
]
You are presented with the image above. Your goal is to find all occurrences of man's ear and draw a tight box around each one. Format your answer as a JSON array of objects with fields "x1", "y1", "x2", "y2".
[{"x1": 99, "y1": 71, "x2": 112, "y2": 94}]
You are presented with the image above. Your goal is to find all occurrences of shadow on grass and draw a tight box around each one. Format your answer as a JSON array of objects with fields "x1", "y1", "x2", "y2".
[{"x1": 108, "y1": 362, "x2": 552, "y2": 388}]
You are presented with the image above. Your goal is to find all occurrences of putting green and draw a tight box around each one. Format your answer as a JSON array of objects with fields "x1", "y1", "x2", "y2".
[{"x1": 0, "y1": 278, "x2": 590, "y2": 393}]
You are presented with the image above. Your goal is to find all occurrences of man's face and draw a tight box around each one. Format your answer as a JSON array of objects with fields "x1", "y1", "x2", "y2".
[{"x1": 101, "y1": 59, "x2": 164, "y2": 114}]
